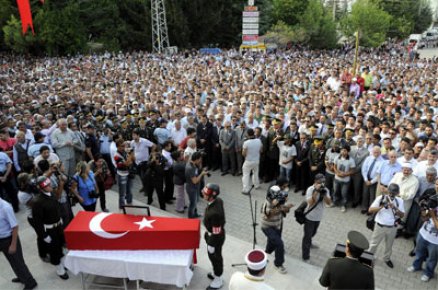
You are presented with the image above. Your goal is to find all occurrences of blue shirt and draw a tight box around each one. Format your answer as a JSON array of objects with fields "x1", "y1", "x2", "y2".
[
  {"x1": 73, "y1": 171, "x2": 97, "y2": 206},
  {"x1": 99, "y1": 135, "x2": 112, "y2": 155},
  {"x1": 378, "y1": 161, "x2": 402, "y2": 186},
  {"x1": 154, "y1": 128, "x2": 170, "y2": 145},
  {"x1": 0, "y1": 198, "x2": 17, "y2": 238},
  {"x1": 0, "y1": 152, "x2": 12, "y2": 173},
  {"x1": 361, "y1": 156, "x2": 383, "y2": 183},
  {"x1": 27, "y1": 143, "x2": 54, "y2": 158}
]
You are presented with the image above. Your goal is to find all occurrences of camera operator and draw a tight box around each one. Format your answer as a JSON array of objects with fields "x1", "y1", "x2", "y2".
[
  {"x1": 261, "y1": 179, "x2": 294, "y2": 274},
  {"x1": 202, "y1": 183, "x2": 225, "y2": 290},
  {"x1": 302, "y1": 173, "x2": 332, "y2": 262},
  {"x1": 406, "y1": 179, "x2": 438, "y2": 282},
  {"x1": 145, "y1": 151, "x2": 166, "y2": 210},
  {"x1": 367, "y1": 183, "x2": 405, "y2": 269},
  {"x1": 17, "y1": 172, "x2": 49, "y2": 263},
  {"x1": 185, "y1": 152, "x2": 209, "y2": 218},
  {"x1": 319, "y1": 231, "x2": 374, "y2": 290}
]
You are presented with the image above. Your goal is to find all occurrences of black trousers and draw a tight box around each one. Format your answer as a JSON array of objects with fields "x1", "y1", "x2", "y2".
[
  {"x1": 102, "y1": 153, "x2": 116, "y2": 178},
  {"x1": 163, "y1": 169, "x2": 174, "y2": 202},
  {"x1": 302, "y1": 218, "x2": 320, "y2": 260},
  {"x1": 138, "y1": 161, "x2": 149, "y2": 191},
  {"x1": 0, "y1": 179, "x2": 19, "y2": 212},
  {"x1": 0, "y1": 236, "x2": 36, "y2": 287},
  {"x1": 80, "y1": 202, "x2": 97, "y2": 212},
  {"x1": 146, "y1": 178, "x2": 165, "y2": 210},
  {"x1": 28, "y1": 217, "x2": 48, "y2": 259},
  {"x1": 96, "y1": 180, "x2": 107, "y2": 210},
  {"x1": 205, "y1": 232, "x2": 225, "y2": 277},
  {"x1": 44, "y1": 227, "x2": 65, "y2": 265}
]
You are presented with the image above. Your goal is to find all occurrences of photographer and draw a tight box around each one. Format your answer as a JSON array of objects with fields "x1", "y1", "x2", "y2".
[
  {"x1": 185, "y1": 152, "x2": 209, "y2": 218},
  {"x1": 261, "y1": 179, "x2": 294, "y2": 274},
  {"x1": 70, "y1": 161, "x2": 98, "y2": 212},
  {"x1": 407, "y1": 179, "x2": 438, "y2": 282},
  {"x1": 145, "y1": 152, "x2": 166, "y2": 210},
  {"x1": 367, "y1": 183, "x2": 405, "y2": 269},
  {"x1": 114, "y1": 139, "x2": 134, "y2": 210},
  {"x1": 302, "y1": 173, "x2": 332, "y2": 262},
  {"x1": 319, "y1": 231, "x2": 374, "y2": 290}
]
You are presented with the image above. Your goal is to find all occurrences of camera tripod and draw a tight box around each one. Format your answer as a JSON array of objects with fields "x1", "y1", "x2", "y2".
[{"x1": 232, "y1": 185, "x2": 257, "y2": 267}]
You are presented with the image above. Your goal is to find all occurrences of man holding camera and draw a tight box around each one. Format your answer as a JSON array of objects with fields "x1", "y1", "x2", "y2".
[
  {"x1": 367, "y1": 183, "x2": 405, "y2": 268},
  {"x1": 185, "y1": 152, "x2": 209, "y2": 218},
  {"x1": 319, "y1": 230, "x2": 374, "y2": 290},
  {"x1": 261, "y1": 180, "x2": 293, "y2": 274},
  {"x1": 302, "y1": 173, "x2": 332, "y2": 262},
  {"x1": 407, "y1": 179, "x2": 438, "y2": 282}
]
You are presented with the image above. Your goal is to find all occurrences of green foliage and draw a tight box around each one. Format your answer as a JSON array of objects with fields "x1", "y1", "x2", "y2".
[
  {"x1": 272, "y1": 0, "x2": 309, "y2": 26},
  {"x1": 265, "y1": 20, "x2": 299, "y2": 46},
  {"x1": 3, "y1": 15, "x2": 35, "y2": 54},
  {"x1": 340, "y1": 0, "x2": 391, "y2": 47},
  {"x1": 381, "y1": 0, "x2": 432, "y2": 39}
]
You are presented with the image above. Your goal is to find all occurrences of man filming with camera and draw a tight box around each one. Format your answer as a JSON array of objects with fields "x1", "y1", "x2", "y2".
[
  {"x1": 302, "y1": 173, "x2": 332, "y2": 262},
  {"x1": 406, "y1": 178, "x2": 438, "y2": 282},
  {"x1": 367, "y1": 183, "x2": 405, "y2": 269},
  {"x1": 261, "y1": 178, "x2": 293, "y2": 274}
]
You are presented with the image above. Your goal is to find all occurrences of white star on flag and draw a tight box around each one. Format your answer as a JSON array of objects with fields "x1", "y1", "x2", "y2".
[{"x1": 134, "y1": 217, "x2": 156, "y2": 230}]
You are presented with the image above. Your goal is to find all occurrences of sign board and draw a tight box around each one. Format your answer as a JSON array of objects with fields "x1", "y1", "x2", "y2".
[
  {"x1": 244, "y1": 6, "x2": 258, "y2": 12},
  {"x1": 243, "y1": 11, "x2": 259, "y2": 17},
  {"x1": 242, "y1": 29, "x2": 259, "y2": 35},
  {"x1": 243, "y1": 23, "x2": 259, "y2": 30},
  {"x1": 242, "y1": 17, "x2": 259, "y2": 23},
  {"x1": 242, "y1": 35, "x2": 259, "y2": 42}
]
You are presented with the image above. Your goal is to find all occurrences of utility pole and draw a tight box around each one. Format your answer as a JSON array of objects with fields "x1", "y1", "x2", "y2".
[{"x1": 151, "y1": 0, "x2": 170, "y2": 53}]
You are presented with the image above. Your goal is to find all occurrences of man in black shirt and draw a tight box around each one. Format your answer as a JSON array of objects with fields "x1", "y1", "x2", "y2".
[
  {"x1": 202, "y1": 183, "x2": 225, "y2": 290},
  {"x1": 84, "y1": 123, "x2": 100, "y2": 162}
]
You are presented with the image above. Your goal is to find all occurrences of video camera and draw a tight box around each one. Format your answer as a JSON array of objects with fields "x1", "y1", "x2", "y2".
[
  {"x1": 267, "y1": 186, "x2": 289, "y2": 205},
  {"x1": 419, "y1": 194, "x2": 438, "y2": 211}
]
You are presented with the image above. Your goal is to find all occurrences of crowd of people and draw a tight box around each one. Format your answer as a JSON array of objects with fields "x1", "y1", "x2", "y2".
[{"x1": 0, "y1": 42, "x2": 438, "y2": 288}]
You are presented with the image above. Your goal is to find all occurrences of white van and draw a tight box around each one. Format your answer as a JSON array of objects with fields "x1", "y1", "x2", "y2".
[{"x1": 408, "y1": 34, "x2": 424, "y2": 50}]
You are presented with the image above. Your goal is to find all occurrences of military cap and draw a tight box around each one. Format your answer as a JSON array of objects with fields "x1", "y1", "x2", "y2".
[
  {"x1": 313, "y1": 135, "x2": 323, "y2": 141},
  {"x1": 347, "y1": 231, "x2": 369, "y2": 252}
]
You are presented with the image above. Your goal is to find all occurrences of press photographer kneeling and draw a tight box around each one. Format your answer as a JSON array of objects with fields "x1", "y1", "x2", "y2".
[{"x1": 367, "y1": 183, "x2": 405, "y2": 269}]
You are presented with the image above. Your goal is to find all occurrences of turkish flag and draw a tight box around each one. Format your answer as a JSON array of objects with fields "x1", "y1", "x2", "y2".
[
  {"x1": 65, "y1": 211, "x2": 201, "y2": 251},
  {"x1": 16, "y1": 0, "x2": 34, "y2": 35}
]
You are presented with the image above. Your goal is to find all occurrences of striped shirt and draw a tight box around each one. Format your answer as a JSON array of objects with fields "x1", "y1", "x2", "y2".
[{"x1": 261, "y1": 200, "x2": 283, "y2": 230}]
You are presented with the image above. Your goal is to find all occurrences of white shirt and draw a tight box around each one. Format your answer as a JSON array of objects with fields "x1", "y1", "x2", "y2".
[
  {"x1": 162, "y1": 149, "x2": 173, "y2": 170},
  {"x1": 243, "y1": 138, "x2": 262, "y2": 162},
  {"x1": 130, "y1": 138, "x2": 154, "y2": 164},
  {"x1": 277, "y1": 141, "x2": 297, "y2": 169},
  {"x1": 419, "y1": 209, "x2": 438, "y2": 245},
  {"x1": 372, "y1": 195, "x2": 405, "y2": 226},
  {"x1": 171, "y1": 127, "x2": 187, "y2": 147},
  {"x1": 390, "y1": 172, "x2": 419, "y2": 201},
  {"x1": 110, "y1": 142, "x2": 117, "y2": 168},
  {"x1": 33, "y1": 153, "x2": 60, "y2": 167},
  {"x1": 413, "y1": 160, "x2": 438, "y2": 178}
]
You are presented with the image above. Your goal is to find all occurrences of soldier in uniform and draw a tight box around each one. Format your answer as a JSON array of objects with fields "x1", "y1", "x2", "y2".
[
  {"x1": 32, "y1": 176, "x2": 69, "y2": 280},
  {"x1": 229, "y1": 249, "x2": 274, "y2": 290},
  {"x1": 202, "y1": 183, "x2": 226, "y2": 290},
  {"x1": 319, "y1": 230, "x2": 374, "y2": 290},
  {"x1": 137, "y1": 118, "x2": 150, "y2": 139},
  {"x1": 146, "y1": 110, "x2": 160, "y2": 144},
  {"x1": 309, "y1": 135, "x2": 326, "y2": 182}
]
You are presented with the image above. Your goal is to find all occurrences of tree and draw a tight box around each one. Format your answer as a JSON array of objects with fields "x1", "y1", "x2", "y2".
[
  {"x1": 265, "y1": 20, "x2": 305, "y2": 47},
  {"x1": 272, "y1": 0, "x2": 309, "y2": 26},
  {"x1": 340, "y1": 0, "x2": 391, "y2": 47},
  {"x1": 413, "y1": 1, "x2": 433, "y2": 34},
  {"x1": 298, "y1": 0, "x2": 338, "y2": 49}
]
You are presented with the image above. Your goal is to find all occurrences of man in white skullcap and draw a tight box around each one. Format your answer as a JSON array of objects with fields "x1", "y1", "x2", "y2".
[{"x1": 229, "y1": 249, "x2": 274, "y2": 290}]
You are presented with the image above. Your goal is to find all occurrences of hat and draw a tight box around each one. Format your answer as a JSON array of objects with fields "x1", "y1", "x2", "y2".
[
  {"x1": 313, "y1": 135, "x2": 323, "y2": 141},
  {"x1": 415, "y1": 142, "x2": 425, "y2": 147},
  {"x1": 352, "y1": 77, "x2": 357, "y2": 82},
  {"x1": 401, "y1": 162, "x2": 412, "y2": 169},
  {"x1": 347, "y1": 231, "x2": 369, "y2": 251},
  {"x1": 37, "y1": 176, "x2": 51, "y2": 189},
  {"x1": 245, "y1": 249, "x2": 268, "y2": 271},
  {"x1": 34, "y1": 132, "x2": 45, "y2": 140}
]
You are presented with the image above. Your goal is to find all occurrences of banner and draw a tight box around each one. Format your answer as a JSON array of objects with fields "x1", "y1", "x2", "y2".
[{"x1": 16, "y1": 0, "x2": 34, "y2": 35}]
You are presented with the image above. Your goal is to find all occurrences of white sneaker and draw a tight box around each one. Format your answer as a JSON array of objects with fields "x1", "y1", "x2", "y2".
[
  {"x1": 407, "y1": 266, "x2": 416, "y2": 272},
  {"x1": 207, "y1": 276, "x2": 223, "y2": 289},
  {"x1": 275, "y1": 265, "x2": 287, "y2": 274},
  {"x1": 341, "y1": 206, "x2": 346, "y2": 212},
  {"x1": 421, "y1": 275, "x2": 430, "y2": 282}
]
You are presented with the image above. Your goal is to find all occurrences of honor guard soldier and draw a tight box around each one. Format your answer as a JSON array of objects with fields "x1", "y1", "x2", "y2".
[
  {"x1": 202, "y1": 183, "x2": 226, "y2": 290},
  {"x1": 319, "y1": 231, "x2": 374, "y2": 290},
  {"x1": 309, "y1": 135, "x2": 326, "y2": 181},
  {"x1": 32, "y1": 176, "x2": 69, "y2": 280},
  {"x1": 229, "y1": 249, "x2": 274, "y2": 290}
]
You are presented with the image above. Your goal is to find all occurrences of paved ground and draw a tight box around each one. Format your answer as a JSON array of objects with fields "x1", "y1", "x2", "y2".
[
  {"x1": 418, "y1": 47, "x2": 438, "y2": 58},
  {"x1": 131, "y1": 170, "x2": 438, "y2": 290}
]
